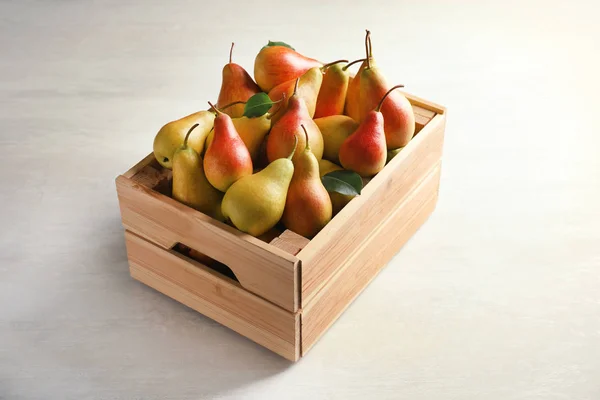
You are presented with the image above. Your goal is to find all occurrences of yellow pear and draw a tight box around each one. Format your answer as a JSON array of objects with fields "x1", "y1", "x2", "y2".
[
  {"x1": 314, "y1": 115, "x2": 358, "y2": 164},
  {"x1": 221, "y1": 137, "x2": 298, "y2": 237},
  {"x1": 153, "y1": 111, "x2": 214, "y2": 169},
  {"x1": 172, "y1": 124, "x2": 224, "y2": 220}
]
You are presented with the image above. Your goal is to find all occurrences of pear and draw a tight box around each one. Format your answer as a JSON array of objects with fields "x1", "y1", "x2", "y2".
[
  {"x1": 318, "y1": 159, "x2": 343, "y2": 176},
  {"x1": 344, "y1": 64, "x2": 365, "y2": 122},
  {"x1": 267, "y1": 79, "x2": 324, "y2": 163},
  {"x1": 205, "y1": 113, "x2": 272, "y2": 163},
  {"x1": 387, "y1": 146, "x2": 404, "y2": 163},
  {"x1": 254, "y1": 42, "x2": 322, "y2": 92},
  {"x1": 339, "y1": 85, "x2": 403, "y2": 177},
  {"x1": 318, "y1": 160, "x2": 355, "y2": 216},
  {"x1": 267, "y1": 66, "x2": 323, "y2": 123},
  {"x1": 358, "y1": 30, "x2": 415, "y2": 149},
  {"x1": 216, "y1": 43, "x2": 261, "y2": 118},
  {"x1": 314, "y1": 115, "x2": 358, "y2": 164},
  {"x1": 314, "y1": 59, "x2": 359, "y2": 118},
  {"x1": 204, "y1": 102, "x2": 253, "y2": 192},
  {"x1": 172, "y1": 124, "x2": 224, "y2": 220},
  {"x1": 282, "y1": 126, "x2": 332, "y2": 238},
  {"x1": 222, "y1": 137, "x2": 298, "y2": 237},
  {"x1": 153, "y1": 111, "x2": 215, "y2": 169}
]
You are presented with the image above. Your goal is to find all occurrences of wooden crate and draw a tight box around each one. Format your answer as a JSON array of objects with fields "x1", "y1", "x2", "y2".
[{"x1": 115, "y1": 92, "x2": 446, "y2": 361}]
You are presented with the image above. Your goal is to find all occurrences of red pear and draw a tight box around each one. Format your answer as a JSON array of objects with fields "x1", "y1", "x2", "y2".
[
  {"x1": 339, "y1": 85, "x2": 403, "y2": 177},
  {"x1": 358, "y1": 30, "x2": 416, "y2": 149},
  {"x1": 254, "y1": 42, "x2": 322, "y2": 92},
  {"x1": 282, "y1": 125, "x2": 332, "y2": 238},
  {"x1": 266, "y1": 79, "x2": 324, "y2": 163},
  {"x1": 315, "y1": 59, "x2": 362, "y2": 118},
  {"x1": 216, "y1": 43, "x2": 261, "y2": 118},
  {"x1": 204, "y1": 102, "x2": 253, "y2": 192}
]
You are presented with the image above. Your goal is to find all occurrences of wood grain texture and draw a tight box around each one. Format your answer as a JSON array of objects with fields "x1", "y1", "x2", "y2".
[
  {"x1": 125, "y1": 231, "x2": 300, "y2": 361},
  {"x1": 116, "y1": 176, "x2": 300, "y2": 312},
  {"x1": 302, "y1": 164, "x2": 442, "y2": 353},
  {"x1": 298, "y1": 113, "x2": 446, "y2": 306}
]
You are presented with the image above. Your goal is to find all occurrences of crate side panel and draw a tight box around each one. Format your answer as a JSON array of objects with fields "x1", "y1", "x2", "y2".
[
  {"x1": 115, "y1": 177, "x2": 299, "y2": 312},
  {"x1": 125, "y1": 231, "x2": 300, "y2": 361},
  {"x1": 302, "y1": 164, "x2": 441, "y2": 354},
  {"x1": 299, "y1": 114, "x2": 446, "y2": 305}
]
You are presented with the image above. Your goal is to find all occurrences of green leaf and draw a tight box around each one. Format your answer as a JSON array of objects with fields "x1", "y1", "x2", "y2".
[
  {"x1": 243, "y1": 93, "x2": 274, "y2": 118},
  {"x1": 262, "y1": 40, "x2": 295, "y2": 51},
  {"x1": 321, "y1": 170, "x2": 363, "y2": 196}
]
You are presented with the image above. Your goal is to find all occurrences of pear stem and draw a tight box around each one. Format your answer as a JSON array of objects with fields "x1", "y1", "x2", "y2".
[
  {"x1": 218, "y1": 100, "x2": 246, "y2": 111},
  {"x1": 287, "y1": 135, "x2": 298, "y2": 160},
  {"x1": 301, "y1": 124, "x2": 310, "y2": 152},
  {"x1": 207, "y1": 101, "x2": 222, "y2": 115},
  {"x1": 183, "y1": 123, "x2": 200, "y2": 148},
  {"x1": 342, "y1": 58, "x2": 366, "y2": 71},
  {"x1": 375, "y1": 84, "x2": 405, "y2": 112},
  {"x1": 365, "y1": 30, "x2": 371, "y2": 69},
  {"x1": 267, "y1": 93, "x2": 287, "y2": 120},
  {"x1": 229, "y1": 42, "x2": 234, "y2": 64},
  {"x1": 321, "y1": 59, "x2": 349, "y2": 69},
  {"x1": 293, "y1": 78, "x2": 299, "y2": 96}
]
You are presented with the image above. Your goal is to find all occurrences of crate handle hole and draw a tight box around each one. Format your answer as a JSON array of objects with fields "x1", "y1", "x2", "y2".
[{"x1": 172, "y1": 243, "x2": 239, "y2": 283}]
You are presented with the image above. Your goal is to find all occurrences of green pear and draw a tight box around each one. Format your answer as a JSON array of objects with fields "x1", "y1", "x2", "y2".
[
  {"x1": 153, "y1": 111, "x2": 215, "y2": 169},
  {"x1": 387, "y1": 146, "x2": 404, "y2": 163},
  {"x1": 222, "y1": 137, "x2": 298, "y2": 237},
  {"x1": 172, "y1": 124, "x2": 224, "y2": 220},
  {"x1": 314, "y1": 115, "x2": 358, "y2": 164}
]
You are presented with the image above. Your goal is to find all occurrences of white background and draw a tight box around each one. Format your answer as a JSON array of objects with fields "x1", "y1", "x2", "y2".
[{"x1": 1, "y1": 1, "x2": 599, "y2": 399}]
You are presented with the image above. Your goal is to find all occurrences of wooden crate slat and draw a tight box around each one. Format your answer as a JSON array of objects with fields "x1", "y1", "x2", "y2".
[
  {"x1": 116, "y1": 177, "x2": 300, "y2": 312},
  {"x1": 302, "y1": 164, "x2": 442, "y2": 353},
  {"x1": 126, "y1": 231, "x2": 300, "y2": 361}
]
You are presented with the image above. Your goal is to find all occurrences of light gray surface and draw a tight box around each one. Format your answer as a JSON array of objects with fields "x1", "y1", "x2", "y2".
[{"x1": 1, "y1": 1, "x2": 599, "y2": 399}]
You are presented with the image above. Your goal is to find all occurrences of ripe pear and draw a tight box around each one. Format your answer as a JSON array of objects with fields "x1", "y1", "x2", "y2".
[
  {"x1": 216, "y1": 43, "x2": 261, "y2": 118},
  {"x1": 339, "y1": 86, "x2": 403, "y2": 177},
  {"x1": 318, "y1": 160, "x2": 355, "y2": 216},
  {"x1": 267, "y1": 79, "x2": 323, "y2": 163},
  {"x1": 172, "y1": 124, "x2": 224, "y2": 220},
  {"x1": 254, "y1": 42, "x2": 322, "y2": 92},
  {"x1": 204, "y1": 102, "x2": 253, "y2": 192},
  {"x1": 267, "y1": 66, "x2": 323, "y2": 123},
  {"x1": 314, "y1": 60, "x2": 354, "y2": 118},
  {"x1": 205, "y1": 113, "x2": 272, "y2": 163},
  {"x1": 344, "y1": 63, "x2": 365, "y2": 121},
  {"x1": 282, "y1": 126, "x2": 332, "y2": 238},
  {"x1": 358, "y1": 30, "x2": 415, "y2": 149},
  {"x1": 153, "y1": 111, "x2": 215, "y2": 169},
  {"x1": 314, "y1": 115, "x2": 358, "y2": 164},
  {"x1": 222, "y1": 137, "x2": 298, "y2": 237}
]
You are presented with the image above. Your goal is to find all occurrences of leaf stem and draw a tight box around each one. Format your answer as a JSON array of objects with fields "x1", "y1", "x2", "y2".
[{"x1": 267, "y1": 93, "x2": 287, "y2": 120}]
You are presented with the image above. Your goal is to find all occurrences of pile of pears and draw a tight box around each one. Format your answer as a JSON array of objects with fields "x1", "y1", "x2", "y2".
[{"x1": 153, "y1": 30, "x2": 415, "y2": 239}]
